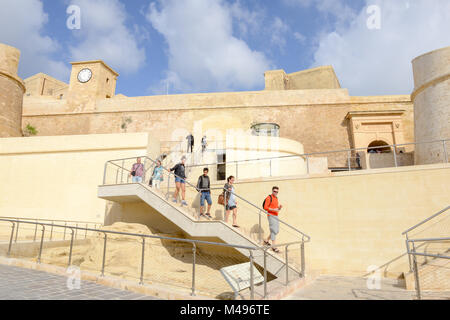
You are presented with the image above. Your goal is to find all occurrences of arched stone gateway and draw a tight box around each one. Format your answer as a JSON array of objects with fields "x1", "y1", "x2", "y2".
[{"x1": 368, "y1": 140, "x2": 392, "y2": 153}]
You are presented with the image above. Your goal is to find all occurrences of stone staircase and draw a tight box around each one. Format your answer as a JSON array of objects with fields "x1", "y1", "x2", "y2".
[{"x1": 98, "y1": 182, "x2": 302, "y2": 279}]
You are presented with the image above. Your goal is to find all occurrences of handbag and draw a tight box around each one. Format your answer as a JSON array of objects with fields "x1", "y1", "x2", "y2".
[
  {"x1": 131, "y1": 163, "x2": 142, "y2": 177},
  {"x1": 218, "y1": 194, "x2": 225, "y2": 205}
]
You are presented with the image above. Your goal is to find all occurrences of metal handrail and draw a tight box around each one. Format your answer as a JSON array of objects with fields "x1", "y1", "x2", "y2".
[
  {"x1": 0, "y1": 216, "x2": 102, "y2": 226},
  {"x1": 406, "y1": 236, "x2": 450, "y2": 300},
  {"x1": 104, "y1": 155, "x2": 311, "y2": 243},
  {"x1": 402, "y1": 206, "x2": 450, "y2": 273},
  {"x1": 402, "y1": 206, "x2": 450, "y2": 235},
  {"x1": 0, "y1": 218, "x2": 308, "y2": 298},
  {"x1": 184, "y1": 137, "x2": 450, "y2": 170},
  {"x1": 407, "y1": 237, "x2": 450, "y2": 243}
]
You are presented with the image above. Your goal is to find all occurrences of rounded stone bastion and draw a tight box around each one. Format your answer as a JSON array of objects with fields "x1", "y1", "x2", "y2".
[
  {"x1": 412, "y1": 46, "x2": 450, "y2": 165},
  {"x1": 0, "y1": 43, "x2": 25, "y2": 138}
]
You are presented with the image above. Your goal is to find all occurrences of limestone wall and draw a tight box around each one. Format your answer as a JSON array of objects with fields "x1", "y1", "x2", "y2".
[
  {"x1": 0, "y1": 43, "x2": 25, "y2": 137},
  {"x1": 0, "y1": 133, "x2": 156, "y2": 223},
  {"x1": 21, "y1": 90, "x2": 414, "y2": 168},
  {"x1": 412, "y1": 46, "x2": 450, "y2": 164},
  {"x1": 264, "y1": 66, "x2": 341, "y2": 90},
  {"x1": 226, "y1": 164, "x2": 450, "y2": 277}
]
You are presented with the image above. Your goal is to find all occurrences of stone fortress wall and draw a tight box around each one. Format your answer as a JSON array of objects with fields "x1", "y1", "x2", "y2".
[
  {"x1": 2, "y1": 43, "x2": 449, "y2": 169},
  {"x1": 0, "y1": 44, "x2": 25, "y2": 137},
  {"x1": 412, "y1": 46, "x2": 450, "y2": 164}
]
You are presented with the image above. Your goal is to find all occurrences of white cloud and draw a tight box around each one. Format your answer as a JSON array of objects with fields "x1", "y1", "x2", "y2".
[
  {"x1": 0, "y1": 0, "x2": 69, "y2": 80},
  {"x1": 69, "y1": 0, "x2": 146, "y2": 74},
  {"x1": 146, "y1": 0, "x2": 272, "y2": 93},
  {"x1": 294, "y1": 32, "x2": 307, "y2": 44},
  {"x1": 271, "y1": 17, "x2": 290, "y2": 50},
  {"x1": 227, "y1": 0, "x2": 265, "y2": 38},
  {"x1": 309, "y1": 0, "x2": 450, "y2": 95},
  {"x1": 284, "y1": 0, "x2": 358, "y2": 28}
]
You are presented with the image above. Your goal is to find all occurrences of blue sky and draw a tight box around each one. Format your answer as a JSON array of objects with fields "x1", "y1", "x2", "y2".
[{"x1": 1, "y1": 0, "x2": 449, "y2": 97}]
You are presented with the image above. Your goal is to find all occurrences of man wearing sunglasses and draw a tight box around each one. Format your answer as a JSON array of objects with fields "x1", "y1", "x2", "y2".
[{"x1": 263, "y1": 186, "x2": 283, "y2": 253}]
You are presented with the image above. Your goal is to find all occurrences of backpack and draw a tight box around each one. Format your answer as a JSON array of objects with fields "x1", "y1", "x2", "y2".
[{"x1": 262, "y1": 195, "x2": 273, "y2": 209}]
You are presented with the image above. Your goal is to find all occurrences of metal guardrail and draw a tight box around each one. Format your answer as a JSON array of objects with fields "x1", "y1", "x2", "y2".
[
  {"x1": 0, "y1": 216, "x2": 102, "y2": 243},
  {"x1": 0, "y1": 218, "x2": 307, "y2": 299},
  {"x1": 103, "y1": 156, "x2": 311, "y2": 244},
  {"x1": 402, "y1": 206, "x2": 450, "y2": 272},
  {"x1": 406, "y1": 237, "x2": 450, "y2": 300},
  {"x1": 184, "y1": 138, "x2": 450, "y2": 175}
]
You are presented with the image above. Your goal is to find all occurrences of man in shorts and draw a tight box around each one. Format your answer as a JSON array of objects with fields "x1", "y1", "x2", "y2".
[
  {"x1": 197, "y1": 168, "x2": 212, "y2": 219},
  {"x1": 170, "y1": 156, "x2": 187, "y2": 206}
]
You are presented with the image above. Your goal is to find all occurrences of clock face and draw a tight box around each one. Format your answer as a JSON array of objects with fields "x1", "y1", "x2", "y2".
[{"x1": 77, "y1": 68, "x2": 92, "y2": 83}]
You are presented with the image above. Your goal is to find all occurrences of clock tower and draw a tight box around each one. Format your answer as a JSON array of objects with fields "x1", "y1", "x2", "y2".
[{"x1": 67, "y1": 60, "x2": 119, "y2": 111}]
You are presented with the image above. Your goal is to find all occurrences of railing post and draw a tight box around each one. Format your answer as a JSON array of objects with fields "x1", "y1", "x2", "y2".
[
  {"x1": 37, "y1": 225, "x2": 45, "y2": 264},
  {"x1": 101, "y1": 233, "x2": 107, "y2": 277},
  {"x1": 8, "y1": 222, "x2": 15, "y2": 257},
  {"x1": 115, "y1": 168, "x2": 119, "y2": 184},
  {"x1": 347, "y1": 151, "x2": 351, "y2": 171},
  {"x1": 140, "y1": 237, "x2": 145, "y2": 285},
  {"x1": 393, "y1": 144, "x2": 398, "y2": 167},
  {"x1": 269, "y1": 160, "x2": 272, "y2": 177},
  {"x1": 85, "y1": 224, "x2": 88, "y2": 239},
  {"x1": 285, "y1": 245, "x2": 289, "y2": 286},
  {"x1": 405, "y1": 233, "x2": 412, "y2": 272},
  {"x1": 63, "y1": 222, "x2": 67, "y2": 241},
  {"x1": 263, "y1": 248, "x2": 268, "y2": 299},
  {"x1": 258, "y1": 212, "x2": 262, "y2": 244},
  {"x1": 121, "y1": 160, "x2": 124, "y2": 183},
  {"x1": 300, "y1": 241, "x2": 305, "y2": 278},
  {"x1": 75, "y1": 224, "x2": 78, "y2": 240},
  {"x1": 167, "y1": 171, "x2": 171, "y2": 200},
  {"x1": 143, "y1": 158, "x2": 148, "y2": 183},
  {"x1": 443, "y1": 140, "x2": 448, "y2": 163},
  {"x1": 411, "y1": 242, "x2": 421, "y2": 300},
  {"x1": 14, "y1": 221, "x2": 19, "y2": 243},
  {"x1": 103, "y1": 161, "x2": 108, "y2": 185},
  {"x1": 68, "y1": 229, "x2": 74, "y2": 267},
  {"x1": 33, "y1": 221, "x2": 37, "y2": 242},
  {"x1": 191, "y1": 243, "x2": 196, "y2": 296},
  {"x1": 50, "y1": 221, "x2": 54, "y2": 241},
  {"x1": 305, "y1": 155, "x2": 310, "y2": 175},
  {"x1": 249, "y1": 250, "x2": 255, "y2": 300}
]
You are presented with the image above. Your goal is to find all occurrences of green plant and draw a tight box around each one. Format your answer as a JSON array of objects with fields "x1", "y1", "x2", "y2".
[
  {"x1": 23, "y1": 124, "x2": 38, "y2": 137},
  {"x1": 121, "y1": 117, "x2": 133, "y2": 132}
]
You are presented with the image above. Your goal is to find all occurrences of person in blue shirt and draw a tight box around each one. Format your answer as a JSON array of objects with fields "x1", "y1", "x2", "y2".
[{"x1": 152, "y1": 160, "x2": 164, "y2": 189}]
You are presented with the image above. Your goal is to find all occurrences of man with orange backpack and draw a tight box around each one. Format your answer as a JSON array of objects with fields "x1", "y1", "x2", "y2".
[{"x1": 263, "y1": 186, "x2": 283, "y2": 253}]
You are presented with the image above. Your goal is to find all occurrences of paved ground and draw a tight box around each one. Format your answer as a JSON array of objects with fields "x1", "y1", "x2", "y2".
[
  {"x1": 284, "y1": 275, "x2": 450, "y2": 300},
  {"x1": 0, "y1": 264, "x2": 160, "y2": 300}
]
